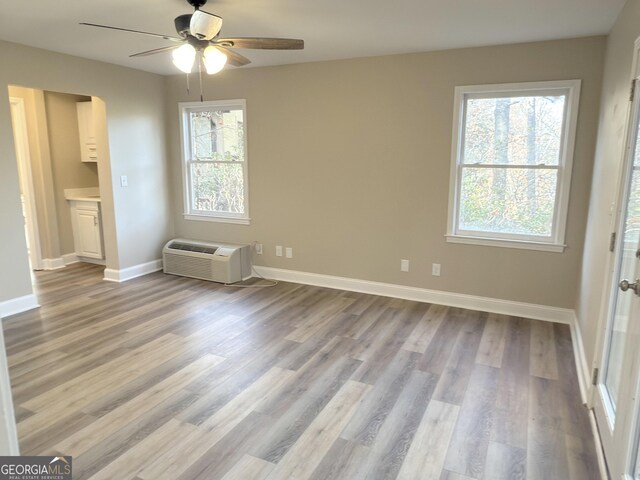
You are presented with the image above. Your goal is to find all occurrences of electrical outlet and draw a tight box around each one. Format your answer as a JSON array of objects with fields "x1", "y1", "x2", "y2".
[
  {"x1": 432, "y1": 263, "x2": 441, "y2": 276},
  {"x1": 400, "y1": 259, "x2": 409, "y2": 272},
  {"x1": 276, "y1": 245, "x2": 283, "y2": 257},
  {"x1": 120, "y1": 175, "x2": 128, "y2": 187},
  {"x1": 285, "y1": 247, "x2": 293, "y2": 258},
  {"x1": 254, "y1": 243, "x2": 263, "y2": 255}
]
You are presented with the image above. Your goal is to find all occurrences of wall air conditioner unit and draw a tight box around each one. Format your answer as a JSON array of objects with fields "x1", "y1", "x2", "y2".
[{"x1": 162, "y1": 238, "x2": 251, "y2": 284}]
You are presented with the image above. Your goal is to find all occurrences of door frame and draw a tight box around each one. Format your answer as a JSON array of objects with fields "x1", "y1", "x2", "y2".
[
  {"x1": 590, "y1": 36, "x2": 640, "y2": 479},
  {"x1": 619, "y1": 349, "x2": 640, "y2": 480},
  {"x1": 590, "y1": 38, "x2": 640, "y2": 410},
  {"x1": 9, "y1": 96, "x2": 42, "y2": 271}
]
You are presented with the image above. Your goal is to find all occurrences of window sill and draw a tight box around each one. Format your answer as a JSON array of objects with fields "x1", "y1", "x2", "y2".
[
  {"x1": 445, "y1": 234, "x2": 566, "y2": 253},
  {"x1": 183, "y1": 214, "x2": 251, "y2": 225}
]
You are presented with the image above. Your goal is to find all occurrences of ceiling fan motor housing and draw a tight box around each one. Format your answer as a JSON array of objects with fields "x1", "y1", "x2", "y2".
[{"x1": 174, "y1": 14, "x2": 192, "y2": 37}]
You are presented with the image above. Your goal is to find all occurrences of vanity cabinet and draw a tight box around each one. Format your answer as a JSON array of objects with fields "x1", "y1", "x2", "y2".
[
  {"x1": 76, "y1": 101, "x2": 98, "y2": 163},
  {"x1": 70, "y1": 200, "x2": 103, "y2": 259}
]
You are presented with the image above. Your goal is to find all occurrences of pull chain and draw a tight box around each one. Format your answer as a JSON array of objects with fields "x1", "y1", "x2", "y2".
[{"x1": 182, "y1": 50, "x2": 206, "y2": 101}]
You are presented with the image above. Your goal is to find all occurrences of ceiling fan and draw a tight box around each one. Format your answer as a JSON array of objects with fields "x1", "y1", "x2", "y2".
[{"x1": 80, "y1": 0, "x2": 304, "y2": 76}]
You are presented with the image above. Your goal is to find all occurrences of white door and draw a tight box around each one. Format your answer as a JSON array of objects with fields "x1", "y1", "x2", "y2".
[
  {"x1": 593, "y1": 75, "x2": 640, "y2": 479},
  {"x1": 9, "y1": 97, "x2": 42, "y2": 271}
]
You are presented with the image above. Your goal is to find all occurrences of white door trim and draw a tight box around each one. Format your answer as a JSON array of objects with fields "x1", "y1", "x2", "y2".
[{"x1": 9, "y1": 96, "x2": 42, "y2": 271}]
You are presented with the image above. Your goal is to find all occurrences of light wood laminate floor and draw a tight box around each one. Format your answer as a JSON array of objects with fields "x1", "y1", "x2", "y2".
[{"x1": 3, "y1": 263, "x2": 600, "y2": 479}]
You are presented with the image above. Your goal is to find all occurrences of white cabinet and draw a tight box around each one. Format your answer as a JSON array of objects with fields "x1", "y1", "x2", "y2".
[
  {"x1": 70, "y1": 200, "x2": 104, "y2": 259},
  {"x1": 76, "y1": 101, "x2": 98, "y2": 163}
]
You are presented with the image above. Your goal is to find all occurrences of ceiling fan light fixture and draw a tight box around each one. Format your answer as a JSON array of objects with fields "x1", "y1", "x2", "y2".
[
  {"x1": 190, "y1": 10, "x2": 223, "y2": 41},
  {"x1": 203, "y1": 46, "x2": 227, "y2": 74},
  {"x1": 172, "y1": 44, "x2": 196, "y2": 73}
]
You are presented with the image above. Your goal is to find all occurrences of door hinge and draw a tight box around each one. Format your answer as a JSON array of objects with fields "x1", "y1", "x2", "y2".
[
  {"x1": 609, "y1": 232, "x2": 616, "y2": 252},
  {"x1": 631, "y1": 80, "x2": 636, "y2": 102},
  {"x1": 592, "y1": 367, "x2": 599, "y2": 386}
]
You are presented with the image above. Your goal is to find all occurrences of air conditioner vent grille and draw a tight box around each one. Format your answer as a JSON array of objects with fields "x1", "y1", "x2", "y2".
[
  {"x1": 164, "y1": 252, "x2": 213, "y2": 280},
  {"x1": 168, "y1": 242, "x2": 218, "y2": 255}
]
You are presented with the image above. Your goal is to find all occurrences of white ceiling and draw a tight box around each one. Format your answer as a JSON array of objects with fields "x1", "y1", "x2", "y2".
[{"x1": 0, "y1": 0, "x2": 627, "y2": 76}]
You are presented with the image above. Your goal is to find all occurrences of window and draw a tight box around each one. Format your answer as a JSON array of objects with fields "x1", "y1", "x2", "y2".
[
  {"x1": 180, "y1": 100, "x2": 249, "y2": 224},
  {"x1": 446, "y1": 80, "x2": 581, "y2": 252}
]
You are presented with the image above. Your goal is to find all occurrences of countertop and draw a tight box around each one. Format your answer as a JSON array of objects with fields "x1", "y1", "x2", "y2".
[{"x1": 64, "y1": 187, "x2": 101, "y2": 202}]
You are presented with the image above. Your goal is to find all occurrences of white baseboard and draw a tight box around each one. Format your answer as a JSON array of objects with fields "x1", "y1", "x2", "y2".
[
  {"x1": 41, "y1": 257, "x2": 65, "y2": 270},
  {"x1": 104, "y1": 259, "x2": 163, "y2": 283},
  {"x1": 62, "y1": 253, "x2": 79, "y2": 265},
  {"x1": 77, "y1": 257, "x2": 106, "y2": 266},
  {"x1": 253, "y1": 266, "x2": 575, "y2": 324},
  {"x1": 44, "y1": 255, "x2": 106, "y2": 268},
  {"x1": 0, "y1": 294, "x2": 39, "y2": 318},
  {"x1": 569, "y1": 312, "x2": 591, "y2": 404}
]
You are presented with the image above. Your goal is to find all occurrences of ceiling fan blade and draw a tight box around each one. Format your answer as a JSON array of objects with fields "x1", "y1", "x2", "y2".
[
  {"x1": 213, "y1": 37, "x2": 304, "y2": 50},
  {"x1": 79, "y1": 23, "x2": 183, "y2": 42},
  {"x1": 129, "y1": 45, "x2": 180, "y2": 57},
  {"x1": 190, "y1": 10, "x2": 223, "y2": 41},
  {"x1": 215, "y1": 46, "x2": 251, "y2": 67}
]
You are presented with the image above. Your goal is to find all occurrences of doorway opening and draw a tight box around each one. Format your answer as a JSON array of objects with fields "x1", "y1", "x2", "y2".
[{"x1": 8, "y1": 86, "x2": 112, "y2": 287}]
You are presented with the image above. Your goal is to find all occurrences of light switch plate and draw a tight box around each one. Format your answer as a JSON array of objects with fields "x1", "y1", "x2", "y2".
[
  {"x1": 432, "y1": 263, "x2": 441, "y2": 276},
  {"x1": 120, "y1": 175, "x2": 128, "y2": 187}
]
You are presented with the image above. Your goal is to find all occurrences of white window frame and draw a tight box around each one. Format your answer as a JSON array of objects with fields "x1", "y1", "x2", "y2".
[
  {"x1": 179, "y1": 99, "x2": 250, "y2": 225},
  {"x1": 446, "y1": 80, "x2": 581, "y2": 253}
]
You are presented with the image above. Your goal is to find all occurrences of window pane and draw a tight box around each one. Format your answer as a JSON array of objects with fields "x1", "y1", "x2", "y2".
[
  {"x1": 463, "y1": 95, "x2": 565, "y2": 166},
  {"x1": 190, "y1": 162, "x2": 245, "y2": 214},
  {"x1": 459, "y1": 167, "x2": 557, "y2": 236},
  {"x1": 190, "y1": 108, "x2": 245, "y2": 162}
]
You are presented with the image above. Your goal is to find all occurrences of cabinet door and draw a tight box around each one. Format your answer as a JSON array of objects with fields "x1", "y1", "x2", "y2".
[
  {"x1": 76, "y1": 102, "x2": 97, "y2": 162},
  {"x1": 76, "y1": 210, "x2": 103, "y2": 259}
]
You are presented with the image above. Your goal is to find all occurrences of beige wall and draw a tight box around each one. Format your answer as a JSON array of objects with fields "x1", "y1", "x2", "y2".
[
  {"x1": 166, "y1": 36, "x2": 605, "y2": 309},
  {"x1": 0, "y1": 40, "x2": 172, "y2": 304},
  {"x1": 44, "y1": 91, "x2": 98, "y2": 255},
  {"x1": 577, "y1": 0, "x2": 640, "y2": 369}
]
